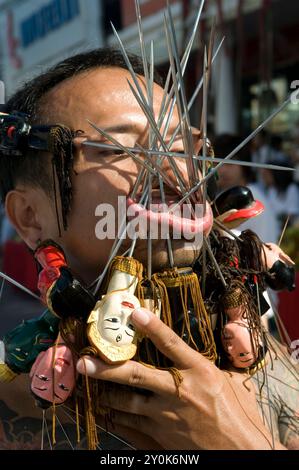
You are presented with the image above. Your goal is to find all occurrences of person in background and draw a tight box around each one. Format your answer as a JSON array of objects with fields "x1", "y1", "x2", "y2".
[
  {"x1": 213, "y1": 134, "x2": 279, "y2": 243},
  {"x1": 289, "y1": 120, "x2": 299, "y2": 184},
  {"x1": 251, "y1": 131, "x2": 288, "y2": 191},
  {"x1": 260, "y1": 160, "x2": 299, "y2": 231}
]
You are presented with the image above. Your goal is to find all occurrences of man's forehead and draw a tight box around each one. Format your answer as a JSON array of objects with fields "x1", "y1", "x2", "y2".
[
  {"x1": 38, "y1": 67, "x2": 177, "y2": 132},
  {"x1": 40, "y1": 67, "x2": 159, "y2": 110}
]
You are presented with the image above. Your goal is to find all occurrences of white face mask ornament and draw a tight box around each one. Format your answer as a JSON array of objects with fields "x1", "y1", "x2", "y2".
[{"x1": 87, "y1": 258, "x2": 153, "y2": 364}]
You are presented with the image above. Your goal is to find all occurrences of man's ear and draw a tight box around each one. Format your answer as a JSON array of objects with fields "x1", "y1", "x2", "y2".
[{"x1": 5, "y1": 189, "x2": 42, "y2": 250}]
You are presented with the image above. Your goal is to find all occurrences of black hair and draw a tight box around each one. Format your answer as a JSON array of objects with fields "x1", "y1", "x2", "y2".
[{"x1": 0, "y1": 47, "x2": 163, "y2": 230}]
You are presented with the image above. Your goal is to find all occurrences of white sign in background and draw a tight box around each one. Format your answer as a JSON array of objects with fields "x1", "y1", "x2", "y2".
[{"x1": 0, "y1": 0, "x2": 103, "y2": 98}]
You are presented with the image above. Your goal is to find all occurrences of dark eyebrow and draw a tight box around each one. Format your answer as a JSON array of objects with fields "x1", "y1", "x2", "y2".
[{"x1": 103, "y1": 124, "x2": 139, "y2": 134}]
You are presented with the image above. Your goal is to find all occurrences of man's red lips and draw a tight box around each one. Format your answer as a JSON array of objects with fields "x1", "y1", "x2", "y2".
[{"x1": 126, "y1": 197, "x2": 213, "y2": 238}]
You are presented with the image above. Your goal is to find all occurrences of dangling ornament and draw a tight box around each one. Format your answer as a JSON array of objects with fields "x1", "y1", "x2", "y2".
[
  {"x1": 213, "y1": 186, "x2": 264, "y2": 229},
  {"x1": 0, "y1": 310, "x2": 59, "y2": 382},
  {"x1": 87, "y1": 257, "x2": 144, "y2": 364},
  {"x1": 150, "y1": 267, "x2": 217, "y2": 363},
  {"x1": 30, "y1": 334, "x2": 76, "y2": 408},
  {"x1": 262, "y1": 243, "x2": 296, "y2": 292},
  {"x1": 220, "y1": 287, "x2": 262, "y2": 369},
  {"x1": 34, "y1": 239, "x2": 96, "y2": 319}
]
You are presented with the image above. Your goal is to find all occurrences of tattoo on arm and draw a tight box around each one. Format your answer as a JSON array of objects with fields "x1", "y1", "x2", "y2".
[
  {"x1": 0, "y1": 400, "x2": 87, "y2": 450},
  {"x1": 0, "y1": 400, "x2": 43, "y2": 450}
]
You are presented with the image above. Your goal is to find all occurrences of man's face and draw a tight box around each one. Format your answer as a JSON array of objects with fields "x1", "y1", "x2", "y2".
[{"x1": 34, "y1": 67, "x2": 212, "y2": 283}]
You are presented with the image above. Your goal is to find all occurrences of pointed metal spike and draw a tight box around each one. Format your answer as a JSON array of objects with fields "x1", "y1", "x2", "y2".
[
  {"x1": 134, "y1": 143, "x2": 182, "y2": 194},
  {"x1": 154, "y1": 13, "x2": 204, "y2": 147},
  {"x1": 88, "y1": 167, "x2": 148, "y2": 290},
  {"x1": 278, "y1": 215, "x2": 290, "y2": 246},
  {"x1": 111, "y1": 3, "x2": 205, "y2": 176},
  {"x1": 148, "y1": 40, "x2": 155, "y2": 152},
  {"x1": 0, "y1": 271, "x2": 40, "y2": 300},
  {"x1": 204, "y1": 238, "x2": 227, "y2": 288},
  {"x1": 147, "y1": 173, "x2": 152, "y2": 279},
  {"x1": 167, "y1": 6, "x2": 198, "y2": 187},
  {"x1": 213, "y1": 219, "x2": 243, "y2": 242},
  {"x1": 163, "y1": 17, "x2": 196, "y2": 198},
  {"x1": 88, "y1": 147, "x2": 149, "y2": 293},
  {"x1": 87, "y1": 120, "x2": 157, "y2": 178},
  {"x1": 202, "y1": 46, "x2": 208, "y2": 215},
  {"x1": 126, "y1": 80, "x2": 190, "y2": 197},
  {"x1": 110, "y1": 22, "x2": 149, "y2": 107},
  {"x1": 165, "y1": 4, "x2": 192, "y2": 132},
  {"x1": 93, "y1": 192, "x2": 149, "y2": 294},
  {"x1": 163, "y1": 12, "x2": 194, "y2": 188},
  {"x1": 201, "y1": 238, "x2": 207, "y2": 295},
  {"x1": 158, "y1": 176, "x2": 174, "y2": 267},
  {"x1": 136, "y1": 142, "x2": 196, "y2": 219},
  {"x1": 134, "y1": 0, "x2": 150, "y2": 99},
  {"x1": 128, "y1": 237, "x2": 137, "y2": 258},
  {"x1": 150, "y1": 0, "x2": 206, "y2": 157},
  {"x1": 149, "y1": 39, "x2": 154, "y2": 112},
  {"x1": 82, "y1": 141, "x2": 296, "y2": 172},
  {"x1": 185, "y1": 0, "x2": 206, "y2": 53},
  {"x1": 170, "y1": 95, "x2": 293, "y2": 210},
  {"x1": 168, "y1": 37, "x2": 225, "y2": 149},
  {"x1": 0, "y1": 278, "x2": 5, "y2": 301}
]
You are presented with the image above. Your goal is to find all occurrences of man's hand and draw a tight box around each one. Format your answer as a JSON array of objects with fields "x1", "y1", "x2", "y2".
[{"x1": 77, "y1": 308, "x2": 285, "y2": 450}]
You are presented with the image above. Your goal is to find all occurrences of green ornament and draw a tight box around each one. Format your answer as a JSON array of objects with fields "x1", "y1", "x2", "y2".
[{"x1": 0, "y1": 310, "x2": 59, "y2": 381}]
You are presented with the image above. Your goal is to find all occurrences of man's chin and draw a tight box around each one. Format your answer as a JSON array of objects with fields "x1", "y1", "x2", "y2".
[{"x1": 133, "y1": 238, "x2": 203, "y2": 272}]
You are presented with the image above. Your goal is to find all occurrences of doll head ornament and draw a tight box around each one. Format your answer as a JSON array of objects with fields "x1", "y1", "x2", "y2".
[
  {"x1": 96, "y1": 292, "x2": 140, "y2": 346},
  {"x1": 87, "y1": 257, "x2": 146, "y2": 364},
  {"x1": 34, "y1": 240, "x2": 96, "y2": 319},
  {"x1": 221, "y1": 320, "x2": 261, "y2": 369},
  {"x1": 220, "y1": 287, "x2": 262, "y2": 369},
  {"x1": 30, "y1": 336, "x2": 75, "y2": 408}
]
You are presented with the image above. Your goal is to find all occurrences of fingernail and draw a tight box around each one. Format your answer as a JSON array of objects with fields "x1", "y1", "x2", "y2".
[
  {"x1": 77, "y1": 357, "x2": 96, "y2": 375},
  {"x1": 132, "y1": 307, "x2": 151, "y2": 326}
]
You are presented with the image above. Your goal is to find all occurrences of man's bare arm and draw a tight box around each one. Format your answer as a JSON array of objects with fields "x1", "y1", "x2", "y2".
[
  {"x1": 0, "y1": 375, "x2": 43, "y2": 449},
  {"x1": 0, "y1": 375, "x2": 82, "y2": 450}
]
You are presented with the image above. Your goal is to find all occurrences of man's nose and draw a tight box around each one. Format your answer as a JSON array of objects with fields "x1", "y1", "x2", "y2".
[{"x1": 151, "y1": 156, "x2": 189, "y2": 194}]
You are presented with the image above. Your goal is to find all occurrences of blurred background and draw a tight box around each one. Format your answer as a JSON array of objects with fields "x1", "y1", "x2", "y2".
[{"x1": 0, "y1": 0, "x2": 298, "y2": 343}]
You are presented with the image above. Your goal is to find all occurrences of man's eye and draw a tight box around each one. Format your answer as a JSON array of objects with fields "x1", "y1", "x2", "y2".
[
  {"x1": 98, "y1": 149, "x2": 126, "y2": 157},
  {"x1": 105, "y1": 318, "x2": 119, "y2": 323}
]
